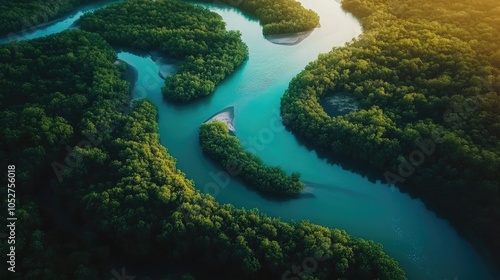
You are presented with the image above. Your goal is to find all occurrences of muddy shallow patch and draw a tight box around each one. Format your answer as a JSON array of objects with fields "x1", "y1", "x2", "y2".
[
  {"x1": 320, "y1": 93, "x2": 359, "y2": 117},
  {"x1": 264, "y1": 29, "x2": 314, "y2": 45}
]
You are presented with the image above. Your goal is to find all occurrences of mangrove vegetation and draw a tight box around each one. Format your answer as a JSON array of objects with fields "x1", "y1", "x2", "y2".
[
  {"x1": 199, "y1": 121, "x2": 305, "y2": 196},
  {"x1": 281, "y1": 0, "x2": 500, "y2": 265},
  {"x1": 0, "y1": 28, "x2": 406, "y2": 279},
  {"x1": 78, "y1": 0, "x2": 249, "y2": 102}
]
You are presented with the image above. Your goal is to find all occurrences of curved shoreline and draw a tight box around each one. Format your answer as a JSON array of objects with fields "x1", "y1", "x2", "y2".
[
  {"x1": 0, "y1": 0, "x2": 122, "y2": 43},
  {"x1": 265, "y1": 29, "x2": 315, "y2": 45},
  {"x1": 150, "y1": 51, "x2": 180, "y2": 79},
  {"x1": 203, "y1": 106, "x2": 236, "y2": 134},
  {"x1": 116, "y1": 59, "x2": 138, "y2": 91}
]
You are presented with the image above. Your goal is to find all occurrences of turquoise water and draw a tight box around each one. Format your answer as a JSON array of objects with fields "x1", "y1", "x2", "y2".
[
  {"x1": 1, "y1": 0, "x2": 496, "y2": 279},
  {"x1": 0, "y1": 0, "x2": 123, "y2": 44}
]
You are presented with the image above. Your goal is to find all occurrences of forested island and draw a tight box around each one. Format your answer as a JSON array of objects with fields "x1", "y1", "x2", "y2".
[
  {"x1": 0, "y1": 11, "x2": 407, "y2": 280},
  {"x1": 281, "y1": 0, "x2": 500, "y2": 266},
  {"x1": 77, "y1": 0, "x2": 248, "y2": 102},
  {"x1": 199, "y1": 121, "x2": 305, "y2": 196},
  {"x1": 195, "y1": 0, "x2": 319, "y2": 35}
]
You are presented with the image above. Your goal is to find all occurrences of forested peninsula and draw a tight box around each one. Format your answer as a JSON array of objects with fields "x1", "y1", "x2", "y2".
[
  {"x1": 199, "y1": 121, "x2": 305, "y2": 196},
  {"x1": 0, "y1": 29, "x2": 406, "y2": 279},
  {"x1": 281, "y1": 0, "x2": 500, "y2": 265},
  {"x1": 78, "y1": 0, "x2": 248, "y2": 102}
]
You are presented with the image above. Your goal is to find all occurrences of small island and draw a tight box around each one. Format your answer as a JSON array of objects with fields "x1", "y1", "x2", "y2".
[
  {"x1": 0, "y1": 28, "x2": 406, "y2": 280},
  {"x1": 197, "y1": 0, "x2": 319, "y2": 35},
  {"x1": 199, "y1": 120, "x2": 305, "y2": 196}
]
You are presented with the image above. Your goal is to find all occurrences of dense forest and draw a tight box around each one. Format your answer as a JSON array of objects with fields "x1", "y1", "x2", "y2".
[
  {"x1": 0, "y1": 0, "x2": 103, "y2": 36},
  {"x1": 199, "y1": 121, "x2": 305, "y2": 196},
  {"x1": 195, "y1": 0, "x2": 319, "y2": 35},
  {"x1": 0, "y1": 0, "x2": 318, "y2": 101},
  {"x1": 78, "y1": 0, "x2": 248, "y2": 102},
  {"x1": 281, "y1": 0, "x2": 500, "y2": 265},
  {"x1": 0, "y1": 0, "x2": 320, "y2": 37},
  {"x1": 0, "y1": 29, "x2": 407, "y2": 279}
]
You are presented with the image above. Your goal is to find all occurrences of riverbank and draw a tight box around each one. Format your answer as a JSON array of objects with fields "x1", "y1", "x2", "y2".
[
  {"x1": 150, "y1": 51, "x2": 179, "y2": 79},
  {"x1": 199, "y1": 121, "x2": 307, "y2": 197},
  {"x1": 117, "y1": 59, "x2": 138, "y2": 90}
]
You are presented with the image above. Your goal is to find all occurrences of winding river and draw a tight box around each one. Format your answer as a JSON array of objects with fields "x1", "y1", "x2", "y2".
[{"x1": 1, "y1": 0, "x2": 497, "y2": 279}]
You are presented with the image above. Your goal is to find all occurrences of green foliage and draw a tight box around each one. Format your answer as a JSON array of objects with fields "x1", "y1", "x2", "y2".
[
  {"x1": 0, "y1": 29, "x2": 128, "y2": 280},
  {"x1": 281, "y1": 0, "x2": 500, "y2": 264},
  {"x1": 196, "y1": 0, "x2": 319, "y2": 35},
  {"x1": 0, "y1": 0, "x2": 101, "y2": 35},
  {"x1": 0, "y1": 29, "x2": 127, "y2": 188},
  {"x1": 199, "y1": 121, "x2": 305, "y2": 196},
  {"x1": 78, "y1": 0, "x2": 248, "y2": 102},
  {"x1": 85, "y1": 101, "x2": 404, "y2": 279},
  {"x1": 0, "y1": 30, "x2": 406, "y2": 279}
]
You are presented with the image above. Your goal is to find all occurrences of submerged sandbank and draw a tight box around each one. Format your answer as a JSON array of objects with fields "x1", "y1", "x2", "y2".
[
  {"x1": 204, "y1": 106, "x2": 236, "y2": 134},
  {"x1": 150, "y1": 51, "x2": 179, "y2": 79},
  {"x1": 265, "y1": 29, "x2": 314, "y2": 45}
]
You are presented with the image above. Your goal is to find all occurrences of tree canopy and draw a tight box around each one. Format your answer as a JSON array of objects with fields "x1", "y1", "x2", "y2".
[
  {"x1": 78, "y1": 0, "x2": 248, "y2": 102},
  {"x1": 0, "y1": 29, "x2": 406, "y2": 279},
  {"x1": 281, "y1": 0, "x2": 500, "y2": 266}
]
